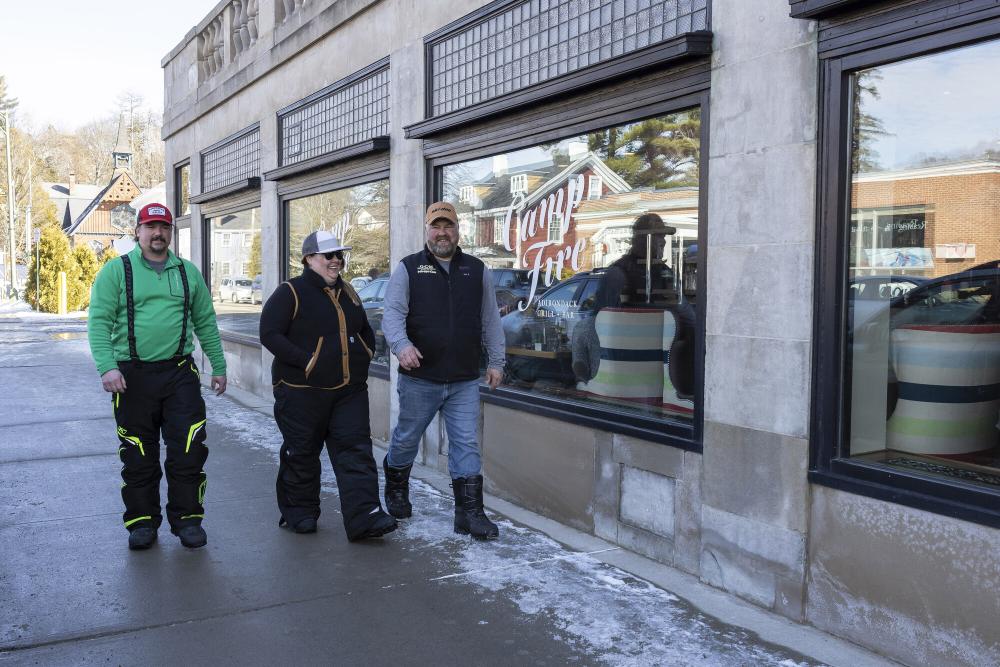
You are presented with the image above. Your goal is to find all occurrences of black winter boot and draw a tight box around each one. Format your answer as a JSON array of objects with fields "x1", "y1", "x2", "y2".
[
  {"x1": 383, "y1": 456, "x2": 413, "y2": 519},
  {"x1": 172, "y1": 525, "x2": 207, "y2": 549},
  {"x1": 128, "y1": 525, "x2": 157, "y2": 550},
  {"x1": 452, "y1": 475, "x2": 499, "y2": 540},
  {"x1": 349, "y1": 508, "x2": 398, "y2": 542}
]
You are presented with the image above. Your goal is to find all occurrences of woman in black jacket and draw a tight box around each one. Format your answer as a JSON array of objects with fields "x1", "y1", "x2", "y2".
[{"x1": 259, "y1": 231, "x2": 397, "y2": 540}]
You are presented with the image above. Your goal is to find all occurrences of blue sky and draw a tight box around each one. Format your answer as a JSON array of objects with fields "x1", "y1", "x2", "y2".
[
  {"x1": 0, "y1": 1, "x2": 215, "y2": 131},
  {"x1": 861, "y1": 37, "x2": 1000, "y2": 171}
]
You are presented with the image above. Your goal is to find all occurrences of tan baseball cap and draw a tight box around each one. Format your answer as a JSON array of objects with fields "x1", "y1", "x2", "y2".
[{"x1": 424, "y1": 201, "x2": 458, "y2": 225}]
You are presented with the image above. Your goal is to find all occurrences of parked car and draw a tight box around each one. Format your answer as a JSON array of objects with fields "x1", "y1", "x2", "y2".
[
  {"x1": 492, "y1": 268, "x2": 533, "y2": 298},
  {"x1": 889, "y1": 261, "x2": 1000, "y2": 326},
  {"x1": 350, "y1": 276, "x2": 372, "y2": 290},
  {"x1": 848, "y1": 274, "x2": 928, "y2": 338},
  {"x1": 852, "y1": 264, "x2": 1000, "y2": 343},
  {"x1": 217, "y1": 276, "x2": 261, "y2": 304},
  {"x1": 492, "y1": 267, "x2": 555, "y2": 313},
  {"x1": 501, "y1": 271, "x2": 601, "y2": 385}
]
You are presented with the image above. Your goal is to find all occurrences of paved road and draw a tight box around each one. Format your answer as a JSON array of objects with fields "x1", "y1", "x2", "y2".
[{"x1": 0, "y1": 308, "x2": 844, "y2": 666}]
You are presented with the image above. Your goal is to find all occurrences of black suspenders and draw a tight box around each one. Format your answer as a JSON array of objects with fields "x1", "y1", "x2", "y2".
[{"x1": 121, "y1": 255, "x2": 191, "y2": 362}]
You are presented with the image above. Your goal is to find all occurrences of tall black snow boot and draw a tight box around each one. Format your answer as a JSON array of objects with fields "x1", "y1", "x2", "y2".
[
  {"x1": 452, "y1": 475, "x2": 499, "y2": 540},
  {"x1": 383, "y1": 456, "x2": 413, "y2": 519}
]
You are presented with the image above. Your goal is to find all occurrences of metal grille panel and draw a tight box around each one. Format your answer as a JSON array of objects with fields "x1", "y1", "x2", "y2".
[
  {"x1": 429, "y1": 0, "x2": 709, "y2": 116},
  {"x1": 280, "y1": 67, "x2": 390, "y2": 167},
  {"x1": 202, "y1": 127, "x2": 261, "y2": 193}
]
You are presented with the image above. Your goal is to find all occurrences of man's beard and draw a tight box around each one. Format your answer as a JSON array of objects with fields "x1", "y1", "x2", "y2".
[{"x1": 430, "y1": 238, "x2": 456, "y2": 257}]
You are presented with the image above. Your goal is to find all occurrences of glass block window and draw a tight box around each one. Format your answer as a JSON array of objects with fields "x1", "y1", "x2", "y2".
[
  {"x1": 429, "y1": 0, "x2": 709, "y2": 116},
  {"x1": 202, "y1": 126, "x2": 261, "y2": 193},
  {"x1": 280, "y1": 66, "x2": 390, "y2": 167}
]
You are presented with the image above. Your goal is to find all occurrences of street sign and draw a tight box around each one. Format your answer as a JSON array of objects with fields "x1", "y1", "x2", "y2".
[{"x1": 33, "y1": 228, "x2": 40, "y2": 242}]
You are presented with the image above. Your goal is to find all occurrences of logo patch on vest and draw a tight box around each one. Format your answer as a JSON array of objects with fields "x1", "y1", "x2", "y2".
[{"x1": 417, "y1": 264, "x2": 437, "y2": 275}]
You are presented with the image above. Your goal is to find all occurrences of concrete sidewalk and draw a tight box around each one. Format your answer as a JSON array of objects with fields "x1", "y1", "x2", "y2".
[{"x1": 0, "y1": 311, "x2": 897, "y2": 666}]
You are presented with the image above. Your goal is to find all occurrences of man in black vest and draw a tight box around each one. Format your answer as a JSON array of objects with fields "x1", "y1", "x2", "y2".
[{"x1": 381, "y1": 201, "x2": 505, "y2": 540}]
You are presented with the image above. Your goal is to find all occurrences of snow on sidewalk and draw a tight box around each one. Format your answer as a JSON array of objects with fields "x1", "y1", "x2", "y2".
[{"x1": 205, "y1": 393, "x2": 823, "y2": 667}]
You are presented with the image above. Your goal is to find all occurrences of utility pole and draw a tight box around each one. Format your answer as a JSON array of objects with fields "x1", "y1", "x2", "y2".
[{"x1": 2, "y1": 109, "x2": 16, "y2": 296}]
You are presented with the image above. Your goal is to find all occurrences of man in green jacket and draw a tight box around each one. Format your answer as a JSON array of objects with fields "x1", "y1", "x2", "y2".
[{"x1": 88, "y1": 203, "x2": 227, "y2": 551}]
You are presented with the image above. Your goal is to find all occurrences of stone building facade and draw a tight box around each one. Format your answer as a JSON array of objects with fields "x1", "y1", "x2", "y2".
[{"x1": 162, "y1": 1, "x2": 1000, "y2": 665}]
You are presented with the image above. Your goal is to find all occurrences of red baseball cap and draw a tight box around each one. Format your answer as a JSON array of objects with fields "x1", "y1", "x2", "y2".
[{"x1": 136, "y1": 203, "x2": 174, "y2": 226}]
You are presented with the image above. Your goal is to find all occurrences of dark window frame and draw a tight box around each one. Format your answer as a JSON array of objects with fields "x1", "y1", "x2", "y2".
[
  {"x1": 789, "y1": 0, "x2": 865, "y2": 19},
  {"x1": 811, "y1": 13, "x2": 1000, "y2": 528},
  {"x1": 428, "y1": 87, "x2": 710, "y2": 451},
  {"x1": 279, "y1": 171, "x2": 392, "y2": 381}
]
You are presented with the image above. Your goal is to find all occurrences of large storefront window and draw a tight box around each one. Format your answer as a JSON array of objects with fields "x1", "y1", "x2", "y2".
[
  {"x1": 441, "y1": 110, "x2": 701, "y2": 423},
  {"x1": 846, "y1": 38, "x2": 1000, "y2": 491},
  {"x1": 207, "y1": 207, "x2": 262, "y2": 337},
  {"x1": 285, "y1": 180, "x2": 390, "y2": 365}
]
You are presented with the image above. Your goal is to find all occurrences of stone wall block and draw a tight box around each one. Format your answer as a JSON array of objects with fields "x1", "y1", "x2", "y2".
[
  {"x1": 704, "y1": 335, "x2": 810, "y2": 438},
  {"x1": 701, "y1": 505, "x2": 806, "y2": 613},
  {"x1": 705, "y1": 243, "x2": 813, "y2": 341},
  {"x1": 673, "y1": 451, "x2": 702, "y2": 575},
  {"x1": 710, "y1": 0, "x2": 816, "y2": 69},
  {"x1": 620, "y1": 465, "x2": 675, "y2": 539},
  {"x1": 611, "y1": 433, "x2": 683, "y2": 478},
  {"x1": 592, "y1": 431, "x2": 619, "y2": 543},
  {"x1": 706, "y1": 142, "x2": 817, "y2": 248},
  {"x1": 710, "y1": 42, "x2": 818, "y2": 157},
  {"x1": 616, "y1": 522, "x2": 675, "y2": 565},
  {"x1": 482, "y1": 405, "x2": 597, "y2": 532},
  {"x1": 368, "y1": 376, "x2": 391, "y2": 442},
  {"x1": 808, "y1": 487, "x2": 1000, "y2": 667},
  {"x1": 702, "y1": 421, "x2": 809, "y2": 533}
]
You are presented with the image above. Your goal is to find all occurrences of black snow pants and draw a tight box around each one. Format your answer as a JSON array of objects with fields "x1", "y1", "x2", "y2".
[
  {"x1": 272, "y1": 382, "x2": 381, "y2": 539},
  {"x1": 113, "y1": 356, "x2": 208, "y2": 533}
]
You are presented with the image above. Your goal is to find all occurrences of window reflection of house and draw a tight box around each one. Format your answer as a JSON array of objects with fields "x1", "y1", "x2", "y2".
[
  {"x1": 588, "y1": 175, "x2": 603, "y2": 200},
  {"x1": 493, "y1": 214, "x2": 505, "y2": 244},
  {"x1": 548, "y1": 213, "x2": 564, "y2": 242},
  {"x1": 510, "y1": 173, "x2": 528, "y2": 194},
  {"x1": 208, "y1": 208, "x2": 261, "y2": 299},
  {"x1": 450, "y1": 148, "x2": 702, "y2": 295},
  {"x1": 577, "y1": 188, "x2": 700, "y2": 273}
]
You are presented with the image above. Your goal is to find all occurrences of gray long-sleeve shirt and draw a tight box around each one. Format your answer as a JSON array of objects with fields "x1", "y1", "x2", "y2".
[{"x1": 382, "y1": 257, "x2": 506, "y2": 370}]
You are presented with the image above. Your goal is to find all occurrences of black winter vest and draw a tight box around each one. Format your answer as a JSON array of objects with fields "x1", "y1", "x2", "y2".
[
  {"x1": 259, "y1": 268, "x2": 375, "y2": 389},
  {"x1": 401, "y1": 246, "x2": 483, "y2": 382}
]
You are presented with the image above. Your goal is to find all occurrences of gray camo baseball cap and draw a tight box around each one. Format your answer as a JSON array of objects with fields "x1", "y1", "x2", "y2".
[{"x1": 302, "y1": 230, "x2": 352, "y2": 258}]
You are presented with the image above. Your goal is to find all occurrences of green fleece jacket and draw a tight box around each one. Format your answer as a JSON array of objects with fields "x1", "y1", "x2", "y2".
[{"x1": 87, "y1": 246, "x2": 227, "y2": 376}]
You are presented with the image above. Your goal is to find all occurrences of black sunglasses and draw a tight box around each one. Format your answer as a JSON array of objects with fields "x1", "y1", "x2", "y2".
[{"x1": 316, "y1": 251, "x2": 344, "y2": 260}]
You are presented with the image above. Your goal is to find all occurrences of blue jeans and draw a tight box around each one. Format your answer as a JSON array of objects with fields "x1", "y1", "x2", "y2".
[{"x1": 387, "y1": 374, "x2": 481, "y2": 479}]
